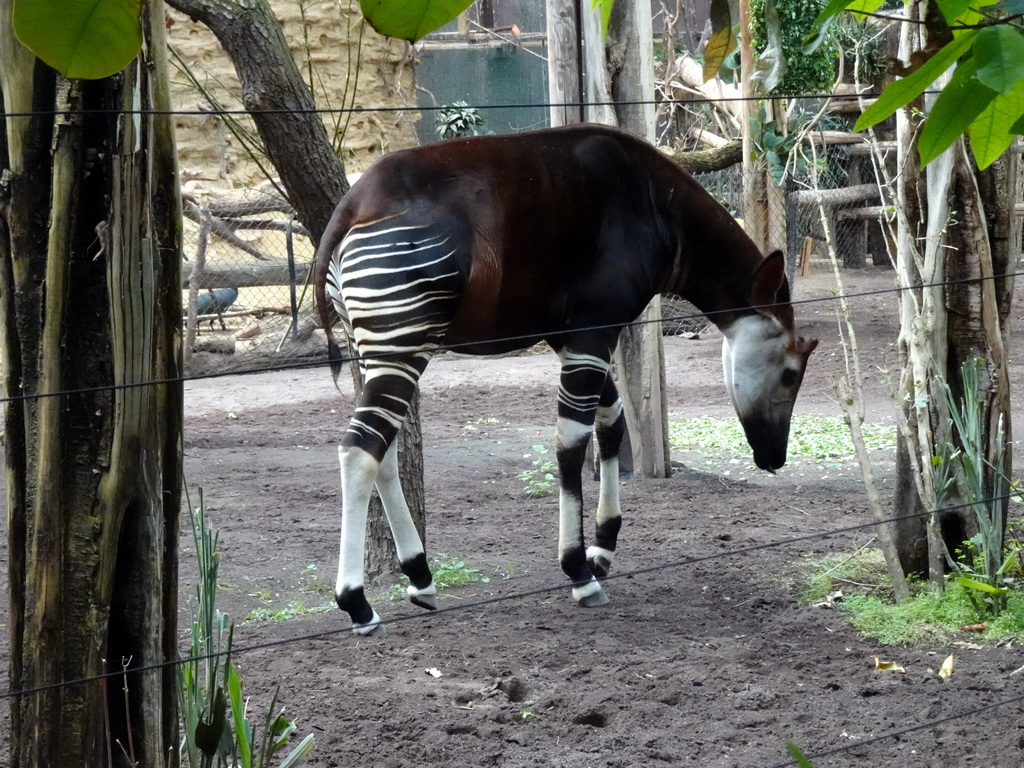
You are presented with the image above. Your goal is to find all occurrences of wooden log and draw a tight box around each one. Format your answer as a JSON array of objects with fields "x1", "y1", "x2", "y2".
[
  {"x1": 670, "y1": 55, "x2": 744, "y2": 128},
  {"x1": 837, "y1": 205, "x2": 893, "y2": 220},
  {"x1": 846, "y1": 140, "x2": 897, "y2": 157},
  {"x1": 664, "y1": 140, "x2": 743, "y2": 174},
  {"x1": 789, "y1": 184, "x2": 881, "y2": 207},
  {"x1": 183, "y1": 201, "x2": 270, "y2": 261},
  {"x1": 184, "y1": 259, "x2": 314, "y2": 289}
]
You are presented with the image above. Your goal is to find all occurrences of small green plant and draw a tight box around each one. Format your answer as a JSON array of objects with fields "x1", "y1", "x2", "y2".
[
  {"x1": 179, "y1": 488, "x2": 315, "y2": 767},
  {"x1": 297, "y1": 563, "x2": 331, "y2": 597},
  {"x1": 796, "y1": 548, "x2": 1024, "y2": 645},
  {"x1": 435, "y1": 101, "x2": 484, "y2": 140},
  {"x1": 387, "y1": 554, "x2": 489, "y2": 601},
  {"x1": 245, "y1": 601, "x2": 334, "y2": 623},
  {"x1": 518, "y1": 444, "x2": 557, "y2": 497},
  {"x1": 934, "y1": 359, "x2": 1017, "y2": 616}
]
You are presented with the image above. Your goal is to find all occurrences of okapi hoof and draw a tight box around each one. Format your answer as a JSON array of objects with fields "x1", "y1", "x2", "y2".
[
  {"x1": 573, "y1": 580, "x2": 610, "y2": 608},
  {"x1": 408, "y1": 584, "x2": 438, "y2": 611},
  {"x1": 586, "y1": 546, "x2": 615, "y2": 578},
  {"x1": 351, "y1": 610, "x2": 385, "y2": 637}
]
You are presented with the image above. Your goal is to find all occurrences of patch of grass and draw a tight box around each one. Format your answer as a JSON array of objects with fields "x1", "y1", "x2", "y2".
[
  {"x1": 297, "y1": 563, "x2": 331, "y2": 597},
  {"x1": 798, "y1": 548, "x2": 898, "y2": 604},
  {"x1": 245, "y1": 601, "x2": 334, "y2": 622},
  {"x1": 797, "y1": 548, "x2": 1024, "y2": 645},
  {"x1": 463, "y1": 417, "x2": 501, "y2": 430},
  {"x1": 668, "y1": 414, "x2": 894, "y2": 470},
  {"x1": 518, "y1": 444, "x2": 557, "y2": 497},
  {"x1": 387, "y1": 554, "x2": 489, "y2": 601}
]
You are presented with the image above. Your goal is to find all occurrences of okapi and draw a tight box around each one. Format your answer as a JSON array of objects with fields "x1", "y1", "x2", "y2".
[{"x1": 314, "y1": 123, "x2": 818, "y2": 635}]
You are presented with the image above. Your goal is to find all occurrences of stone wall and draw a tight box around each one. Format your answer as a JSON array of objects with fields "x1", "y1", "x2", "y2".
[{"x1": 167, "y1": 0, "x2": 420, "y2": 187}]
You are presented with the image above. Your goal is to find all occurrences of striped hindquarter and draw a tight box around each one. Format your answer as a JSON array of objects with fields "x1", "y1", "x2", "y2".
[
  {"x1": 323, "y1": 216, "x2": 629, "y2": 634},
  {"x1": 327, "y1": 216, "x2": 463, "y2": 633}
]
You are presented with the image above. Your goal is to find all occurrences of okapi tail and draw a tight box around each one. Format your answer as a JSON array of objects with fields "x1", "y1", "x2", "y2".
[
  {"x1": 327, "y1": 336, "x2": 345, "y2": 387},
  {"x1": 314, "y1": 203, "x2": 352, "y2": 390}
]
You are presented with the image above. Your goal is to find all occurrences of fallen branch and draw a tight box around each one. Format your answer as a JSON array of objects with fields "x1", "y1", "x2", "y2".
[
  {"x1": 183, "y1": 201, "x2": 270, "y2": 261},
  {"x1": 663, "y1": 141, "x2": 743, "y2": 174}
]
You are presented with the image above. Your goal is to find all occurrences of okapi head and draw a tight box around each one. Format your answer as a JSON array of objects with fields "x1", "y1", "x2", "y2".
[{"x1": 720, "y1": 251, "x2": 818, "y2": 472}]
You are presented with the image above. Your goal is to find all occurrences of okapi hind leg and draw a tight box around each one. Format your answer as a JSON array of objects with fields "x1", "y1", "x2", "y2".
[
  {"x1": 336, "y1": 443, "x2": 387, "y2": 636},
  {"x1": 587, "y1": 374, "x2": 625, "y2": 578},
  {"x1": 335, "y1": 368, "x2": 427, "y2": 636},
  {"x1": 375, "y1": 439, "x2": 436, "y2": 610}
]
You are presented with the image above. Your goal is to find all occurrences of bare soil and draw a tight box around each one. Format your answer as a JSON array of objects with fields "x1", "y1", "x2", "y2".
[{"x1": 3, "y1": 268, "x2": 1024, "y2": 767}]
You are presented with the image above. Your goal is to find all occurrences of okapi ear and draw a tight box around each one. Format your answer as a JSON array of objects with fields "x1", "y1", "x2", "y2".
[{"x1": 750, "y1": 251, "x2": 787, "y2": 312}]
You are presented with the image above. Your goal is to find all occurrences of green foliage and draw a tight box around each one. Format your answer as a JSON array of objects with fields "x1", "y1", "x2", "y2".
[
  {"x1": 750, "y1": 0, "x2": 839, "y2": 95},
  {"x1": 799, "y1": 549, "x2": 898, "y2": 604},
  {"x1": 786, "y1": 743, "x2": 816, "y2": 768},
  {"x1": 669, "y1": 415, "x2": 893, "y2": 468},
  {"x1": 590, "y1": 0, "x2": 613, "y2": 38},
  {"x1": 746, "y1": 104, "x2": 844, "y2": 186},
  {"x1": 798, "y1": 548, "x2": 1024, "y2": 645},
  {"x1": 809, "y1": 0, "x2": 1024, "y2": 169},
  {"x1": 12, "y1": 0, "x2": 143, "y2": 79},
  {"x1": 435, "y1": 101, "x2": 485, "y2": 140},
  {"x1": 833, "y1": 17, "x2": 891, "y2": 85},
  {"x1": 518, "y1": 444, "x2": 557, "y2": 497},
  {"x1": 844, "y1": 585, "x2": 1024, "y2": 645},
  {"x1": 703, "y1": 0, "x2": 738, "y2": 82},
  {"x1": 179, "y1": 489, "x2": 315, "y2": 768},
  {"x1": 359, "y1": 0, "x2": 475, "y2": 42},
  {"x1": 245, "y1": 602, "x2": 334, "y2": 623},
  {"x1": 387, "y1": 554, "x2": 488, "y2": 600},
  {"x1": 934, "y1": 360, "x2": 1016, "y2": 616}
]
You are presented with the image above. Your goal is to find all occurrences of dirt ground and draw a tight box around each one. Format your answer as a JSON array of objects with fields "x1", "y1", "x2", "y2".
[{"x1": 3, "y1": 268, "x2": 1024, "y2": 767}]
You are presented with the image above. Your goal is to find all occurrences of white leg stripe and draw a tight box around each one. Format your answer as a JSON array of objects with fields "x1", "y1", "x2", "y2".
[
  {"x1": 556, "y1": 416, "x2": 592, "y2": 448},
  {"x1": 351, "y1": 609, "x2": 383, "y2": 635},
  {"x1": 586, "y1": 546, "x2": 615, "y2": 568},
  {"x1": 572, "y1": 579, "x2": 603, "y2": 601}
]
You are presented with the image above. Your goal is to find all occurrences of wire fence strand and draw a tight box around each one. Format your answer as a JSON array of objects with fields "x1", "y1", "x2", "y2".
[
  {"x1": 2, "y1": 491, "x2": 1020, "y2": 705},
  {"x1": 2, "y1": 268, "x2": 1021, "y2": 408}
]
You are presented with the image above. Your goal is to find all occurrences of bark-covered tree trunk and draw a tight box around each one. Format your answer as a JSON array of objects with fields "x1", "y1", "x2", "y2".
[
  {"x1": 605, "y1": 0, "x2": 671, "y2": 479},
  {"x1": 166, "y1": 0, "x2": 425, "y2": 578},
  {"x1": 164, "y1": 0, "x2": 348, "y2": 237},
  {"x1": 1, "y1": 4, "x2": 182, "y2": 765},
  {"x1": 891, "y1": 0, "x2": 1017, "y2": 578}
]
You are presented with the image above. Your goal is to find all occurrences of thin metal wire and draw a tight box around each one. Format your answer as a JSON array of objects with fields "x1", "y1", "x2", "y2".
[
  {"x1": 1, "y1": 492, "x2": 1019, "y2": 702},
  {"x1": 1, "y1": 268, "x2": 1021, "y2": 408},
  {"x1": 0, "y1": 89, "x2": 939, "y2": 120}
]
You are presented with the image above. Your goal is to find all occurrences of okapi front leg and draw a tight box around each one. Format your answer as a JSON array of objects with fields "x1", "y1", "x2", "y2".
[
  {"x1": 556, "y1": 349, "x2": 612, "y2": 608},
  {"x1": 587, "y1": 374, "x2": 625, "y2": 578}
]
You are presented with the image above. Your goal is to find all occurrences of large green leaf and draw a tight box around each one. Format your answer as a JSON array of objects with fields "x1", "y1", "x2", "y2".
[
  {"x1": 12, "y1": 0, "x2": 143, "y2": 79},
  {"x1": 359, "y1": 0, "x2": 475, "y2": 42},
  {"x1": 703, "y1": 0, "x2": 736, "y2": 82},
  {"x1": 591, "y1": 0, "x2": 613, "y2": 38},
  {"x1": 805, "y1": 0, "x2": 884, "y2": 55},
  {"x1": 854, "y1": 30, "x2": 978, "y2": 131},
  {"x1": 752, "y1": 0, "x2": 785, "y2": 95},
  {"x1": 918, "y1": 59, "x2": 996, "y2": 166},
  {"x1": 970, "y1": 76, "x2": 1024, "y2": 168},
  {"x1": 974, "y1": 25, "x2": 1024, "y2": 94},
  {"x1": 937, "y1": 0, "x2": 974, "y2": 23}
]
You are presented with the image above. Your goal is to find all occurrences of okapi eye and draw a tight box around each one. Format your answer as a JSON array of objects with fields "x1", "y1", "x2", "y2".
[{"x1": 781, "y1": 368, "x2": 799, "y2": 387}]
